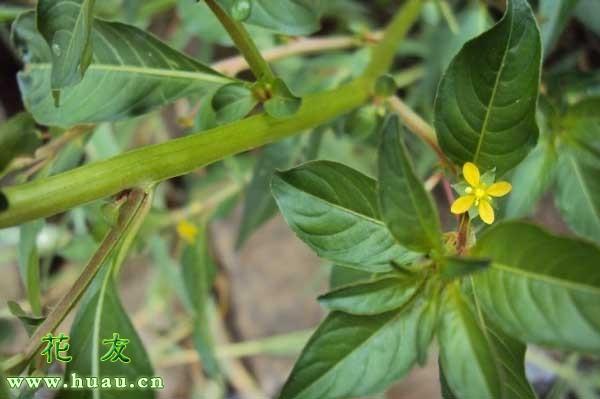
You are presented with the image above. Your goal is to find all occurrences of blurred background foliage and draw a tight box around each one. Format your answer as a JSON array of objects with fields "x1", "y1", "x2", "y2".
[{"x1": 0, "y1": 0, "x2": 599, "y2": 398}]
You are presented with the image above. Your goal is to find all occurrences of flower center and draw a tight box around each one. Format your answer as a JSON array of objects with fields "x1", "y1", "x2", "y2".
[{"x1": 474, "y1": 187, "x2": 486, "y2": 199}]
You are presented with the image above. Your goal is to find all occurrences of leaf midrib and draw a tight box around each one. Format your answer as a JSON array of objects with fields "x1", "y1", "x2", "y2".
[
  {"x1": 473, "y1": 4, "x2": 515, "y2": 163},
  {"x1": 491, "y1": 262, "x2": 600, "y2": 295},
  {"x1": 29, "y1": 63, "x2": 232, "y2": 84}
]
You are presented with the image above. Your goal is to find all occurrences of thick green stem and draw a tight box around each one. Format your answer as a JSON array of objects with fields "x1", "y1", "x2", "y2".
[
  {"x1": 205, "y1": 0, "x2": 276, "y2": 81},
  {"x1": 2, "y1": 188, "x2": 151, "y2": 375},
  {"x1": 0, "y1": 0, "x2": 423, "y2": 229}
]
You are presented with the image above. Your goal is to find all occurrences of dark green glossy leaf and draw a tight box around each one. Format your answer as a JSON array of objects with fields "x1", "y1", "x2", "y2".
[
  {"x1": 237, "y1": 139, "x2": 299, "y2": 249},
  {"x1": 556, "y1": 137, "x2": 600, "y2": 242},
  {"x1": 181, "y1": 223, "x2": 220, "y2": 377},
  {"x1": 434, "y1": 0, "x2": 542, "y2": 175},
  {"x1": 17, "y1": 220, "x2": 43, "y2": 316},
  {"x1": 378, "y1": 116, "x2": 443, "y2": 253},
  {"x1": 61, "y1": 266, "x2": 155, "y2": 399},
  {"x1": 318, "y1": 276, "x2": 420, "y2": 315},
  {"x1": 272, "y1": 161, "x2": 417, "y2": 272},
  {"x1": 212, "y1": 83, "x2": 258, "y2": 124},
  {"x1": 264, "y1": 78, "x2": 302, "y2": 119},
  {"x1": 439, "y1": 361, "x2": 457, "y2": 399},
  {"x1": 37, "y1": 0, "x2": 96, "y2": 99},
  {"x1": 440, "y1": 256, "x2": 490, "y2": 281},
  {"x1": 329, "y1": 264, "x2": 374, "y2": 290},
  {"x1": 415, "y1": 283, "x2": 440, "y2": 366},
  {"x1": 279, "y1": 306, "x2": 421, "y2": 399},
  {"x1": 538, "y1": 0, "x2": 580, "y2": 57},
  {"x1": 438, "y1": 285, "x2": 535, "y2": 399},
  {"x1": 216, "y1": 0, "x2": 320, "y2": 35},
  {"x1": 473, "y1": 221, "x2": 600, "y2": 353},
  {"x1": 0, "y1": 112, "x2": 41, "y2": 174},
  {"x1": 12, "y1": 11, "x2": 232, "y2": 127}
]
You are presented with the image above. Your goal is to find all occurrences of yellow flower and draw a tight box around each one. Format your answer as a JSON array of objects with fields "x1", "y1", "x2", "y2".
[
  {"x1": 450, "y1": 162, "x2": 512, "y2": 225},
  {"x1": 177, "y1": 220, "x2": 198, "y2": 244}
]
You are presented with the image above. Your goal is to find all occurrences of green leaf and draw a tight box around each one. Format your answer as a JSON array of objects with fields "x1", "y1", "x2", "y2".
[
  {"x1": 181, "y1": 223, "x2": 220, "y2": 378},
  {"x1": 440, "y1": 256, "x2": 490, "y2": 281},
  {"x1": 555, "y1": 139, "x2": 600, "y2": 242},
  {"x1": 472, "y1": 221, "x2": 600, "y2": 353},
  {"x1": 0, "y1": 112, "x2": 41, "y2": 174},
  {"x1": 329, "y1": 264, "x2": 374, "y2": 290},
  {"x1": 271, "y1": 161, "x2": 417, "y2": 272},
  {"x1": 378, "y1": 116, "x2": 443, "y2": 253},
  {"x1": 17, "y1": 220, "x2": 44, "y2": 316},
  {"x1": 12, "y1": 11, "x2": 232, "y2": 128},
  {"x1": 318, "y1": 276, "x2": 421, "y2": 315},
  {"x1": 216, "y1": 0, "x2": 320, "y2": 35},
  {"x1": 415, "y1": 285, "x2": 440, "y2": 365},
  {"x1": 438, "y1": 362, "x2": 457, "y2": 399},
  {"x1": 237, "y1": 139, "x2": 300, "y2": 249},
  {"x1": 7, "y1": 301, "x2": 44, "y2": 336},
  {"x1": 0, "y1": 367, "x2": 9, "y2": 399},
  {"x1": 434, "y1": 0, "x2": 542, "y2": 175},
  {"x1": 438, "y1": 285, "x2": 535, "y2": 399},
  {"x1": 61, "y1": 265, "x2": 156, "y2": 399},
  {"x1": 279, "y1": 306, "x2": 422, "y2": 399},
  {"x1": 264, "y1": 78, "x2": 302, "y2": 119},
  {"x1": 344, "y1": 105, "x2": 382, "y2": 141},
  {"x1": 575, "y1": 0, "x2": 600, "y2": 36},
  {"x1": 504, "y1": 136, "x2": 556, "y2": 218},
  {"x1": 538, "y1": 0, "x2": 580, "y2": 57},
  {"x1": 212, "y1": 83, "x2": 258, "y2": 124},
  {"x1": 37, "y1": 0, "x2": 96, "y2": 100}
]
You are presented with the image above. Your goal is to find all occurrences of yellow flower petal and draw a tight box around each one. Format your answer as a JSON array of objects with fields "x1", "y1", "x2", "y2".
[
  {"x1": 463, "y1": 162, "x2": 480, "y2": 187},
  {"x1": 451, "y1": 195, "x2": 475, "y2": 214},
  {"x1": 487, "y1": 181, "x2": 512, "y2": 197},
  {"x1": 177, "y1": 220, "x2": 198, "y2": 244},
  {"x1": 479, "y1": 200, "x2": 495, "y2": 224}
]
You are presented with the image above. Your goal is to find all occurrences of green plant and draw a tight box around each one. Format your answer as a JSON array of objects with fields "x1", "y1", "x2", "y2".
[{"x1": 0, "y1": 0, "x2": 599, "y2": 398}]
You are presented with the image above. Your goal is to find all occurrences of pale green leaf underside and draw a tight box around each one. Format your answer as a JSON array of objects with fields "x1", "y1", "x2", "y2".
[
  {"x1": 279, "y1": 307, "x2": 420, "y2": 399},
  {"x1": 37, "y1": 0, "x2": 95, "y2": 92},
  {"x1": 13, "y1": 11, "x2": 231, "y2": 128},
  {"x1": 434, "y1": 0, "x2": 541, "y2": 175},
  {"x1": 473, "y1": 221, "x2": 600, "y2": 353},
  {"x1": 318, "y1": 276, "x2": 420, "y2": 315},
  {"x1": 438, "y1": 287, "x2": 534, "y2": 399},
  {"x1": 217, "y1": 0, "x2": 320, "y2": 35},
  {"x1": 271, "y1": 161, "x2": 417, "y2": 272}
]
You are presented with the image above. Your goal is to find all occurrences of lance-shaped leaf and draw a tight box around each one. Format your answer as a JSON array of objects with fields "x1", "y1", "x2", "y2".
[
  {"x1": 216, "y1": 0, "x2": 320, "y2": 35},
  {"x1": 12, "y1": 11, "x2": 232, "y2": 128},
  {"x1": 378, "y1": 116, "x2": 443, "y2": 253},
  {"x1": 434, "y1": 0, "x2": 542, "y2": 176},
  {"x1": 555, "y1": 138, "x2": 600, "y2": 242},
  {"x1": 318, "y1": 276, "x2": 421, "y2": 315},
  {"x1": 440, "y1": 256, "x2": 490, "y2": 281},
  {"x1": 237, "y1": 138, "x2": 300, "y2": 249},
  {"x1": 61, "y1": 266, "x2": 156, "y2": 399},
  {"x1": 472, "y1": 221, "x2": 600, "y2": 353},
  {"x1": 438, "y1": 285, "x2": 535, "y2": 399},
  {"x1": 37, "y1": 0, "x2": 96, "y2": 100},
  {"x1": 212, "y1": 83, "x2": 258, "y2": 124},
  {"x1": 0, "y1": 112, "x2": 40, "y2": 174},
  {"x1": 279, "y1": 304, "x2": 423, "y2": 399},
  {"x1": 181, "y1": 223, "x2": 220, "y2": 378},
  {"x1": 271, "y1": 161, "x2": 417, "y2": 272}
]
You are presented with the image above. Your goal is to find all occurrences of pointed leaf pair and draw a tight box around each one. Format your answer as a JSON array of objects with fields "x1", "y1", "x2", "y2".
[
  {"x1": 271, "y1": 161, "x2": 417, "y2": 272},
  {"x1": 12, "y1": 11, "x2": 233, "y2": 127},
  {"x1": 472, "y1": 221, "x2": 600, "y2": 353},
  {"x1": 212, "y1": 83, "x2": 258, "y2": 124},
  {"x1": 37, "y1": 0, "x2": 96, "y2": 102},
  {"x1": 434, "y1": 0, "x2": 542, "y2": 175},
  {"x1": 279, "y1": 304, "x2": 423, "y2": 399},
  {"x1": 438, "y1": 285, "x2": 535, "y2": 399},
  {"x1": 378, "y1": 116, "x2": 443, "y2": 254}
]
